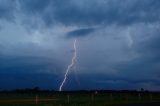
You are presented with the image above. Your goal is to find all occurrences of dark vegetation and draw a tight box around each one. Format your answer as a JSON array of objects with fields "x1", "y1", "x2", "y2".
[{"x1": 0, "y1": 87, "x2": 160, "y2": 106}]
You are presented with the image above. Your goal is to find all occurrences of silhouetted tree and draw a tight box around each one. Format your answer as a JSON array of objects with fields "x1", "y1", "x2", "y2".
[{"x1": 141, "y1": 88, "x2": 144, "y2": 92}]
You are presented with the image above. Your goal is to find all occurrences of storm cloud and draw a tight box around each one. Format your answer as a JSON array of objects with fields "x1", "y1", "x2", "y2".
[
  {"x1": 67, "y1": 28, "x2": 95, "y2": 38},
  {"x1": 0, "y1": 0, "x2": 160, "y2": 91}
]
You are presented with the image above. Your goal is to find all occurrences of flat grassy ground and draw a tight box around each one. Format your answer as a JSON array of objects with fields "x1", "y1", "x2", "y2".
[{"x1": 0, "y1": 92, "x2": 160, "y2": 106}]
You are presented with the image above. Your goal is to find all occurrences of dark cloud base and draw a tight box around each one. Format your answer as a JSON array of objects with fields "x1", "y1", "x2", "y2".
[{"x1": 67, "y1": 28, "x2": 95, "y2": 38}]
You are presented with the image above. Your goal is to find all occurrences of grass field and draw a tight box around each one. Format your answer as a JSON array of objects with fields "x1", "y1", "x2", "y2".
[{"x1": 0, "y1": 91, "x2": 160, "y2": 106}]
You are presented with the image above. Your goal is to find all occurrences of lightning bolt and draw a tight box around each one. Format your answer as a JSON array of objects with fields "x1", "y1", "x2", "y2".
[{"x1": 59, "y1": 39, "x2": 77, "y2": 91}]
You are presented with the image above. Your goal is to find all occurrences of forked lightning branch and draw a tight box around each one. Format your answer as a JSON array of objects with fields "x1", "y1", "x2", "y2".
[{"x1": 59, "y1": 39, "x2": 77, "y2": 91}]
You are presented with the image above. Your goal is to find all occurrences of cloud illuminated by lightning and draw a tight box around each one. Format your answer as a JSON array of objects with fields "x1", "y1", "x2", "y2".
[{"x1": 59, "y1": 39, "x2": 77, "y2": 91}]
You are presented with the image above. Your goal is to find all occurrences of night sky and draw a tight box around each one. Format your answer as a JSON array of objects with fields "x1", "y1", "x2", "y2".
[{"x1": 0, "y1": 0, "x2": 160, "y2": 91}]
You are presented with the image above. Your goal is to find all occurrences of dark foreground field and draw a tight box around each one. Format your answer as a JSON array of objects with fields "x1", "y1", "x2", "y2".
[
  {"x1": 0, "y1": 91, "x2": 160, "y2": 106},
  {"x1": 115, "y1": 102, "x2": 160, "y2": 106}
]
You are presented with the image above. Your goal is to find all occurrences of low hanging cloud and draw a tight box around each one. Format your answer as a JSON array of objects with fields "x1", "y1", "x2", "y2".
[{"x1": 67, "y1": 28, "x2": 95, "y2": 38}]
